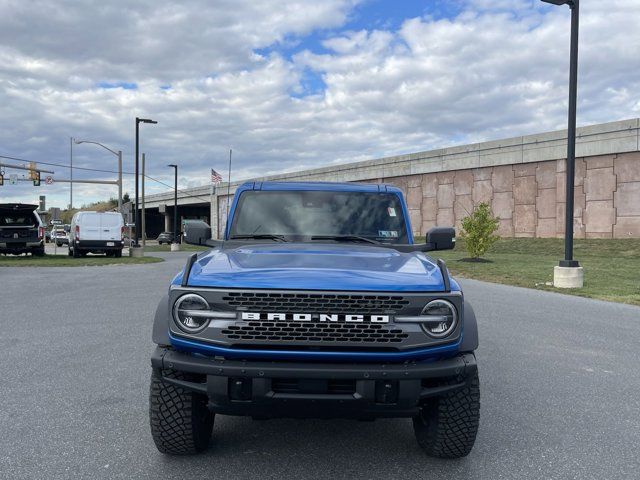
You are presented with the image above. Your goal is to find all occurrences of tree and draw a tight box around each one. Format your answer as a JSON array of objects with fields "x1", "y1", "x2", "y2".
[{"x1": 460, "y1": 203, "x2": 500, "y2": 259}]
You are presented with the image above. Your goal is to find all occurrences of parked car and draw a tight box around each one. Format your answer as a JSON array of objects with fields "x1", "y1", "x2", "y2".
[
  {"x1": 0, "y1": 203, "x2": 45, "y2": 256},
  {"x1": 51, "y1": 227, "x2": 68, "y2": 246},
  {"x1": 157, "y1": 231, "x2": 176, "y2": 245},
  {"x1": 68, "y1": 211, "x2": 124, "y2": 257},
  {"x1": 150, "y1": 182, "x2": 479, "y2": 458}
]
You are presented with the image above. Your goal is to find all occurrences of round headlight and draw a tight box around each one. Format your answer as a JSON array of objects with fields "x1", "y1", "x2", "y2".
[
  {"x1": 421, "y1": 299, "x2": 457, "y2": 338},
  {"x1": 173, "y1": 294, "x2": 211, "y2": 333}
]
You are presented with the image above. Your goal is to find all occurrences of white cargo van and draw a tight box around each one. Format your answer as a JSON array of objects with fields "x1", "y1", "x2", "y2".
[{"x1": 69, "y1": 211, "x2": 124, "y2": 258}]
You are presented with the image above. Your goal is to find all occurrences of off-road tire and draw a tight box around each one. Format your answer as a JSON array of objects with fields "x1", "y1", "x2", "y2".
[
  {"x1": 413, "y1": 370, "x2": 480, "y2": 459},
  {"x1": 149, "y1": 370, "x2": 214, "y2": 455}
]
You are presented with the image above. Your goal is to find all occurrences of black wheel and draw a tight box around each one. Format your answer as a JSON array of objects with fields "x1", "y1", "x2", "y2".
[
  {"x1": 68, "y1": 245, "x2": 73, "y2": 256},
  {"x1": 114, "y1": 249, "x2": 122, "y2": 258},
  {"x1": 56, "y1": 242, "x2": 61, "y2": 247},
  {"x1": 32, "y1": 247, "x2": 45, "y2": 257},
  {"x1": 413, "y1": 370, "x2": 480, "y2": 459},
  {"x1": 72, "y1": 245, "x2": 80, "y2": 258},
  {"x1": 149, "y1": 370, "x2": 214, "y2": 455}
]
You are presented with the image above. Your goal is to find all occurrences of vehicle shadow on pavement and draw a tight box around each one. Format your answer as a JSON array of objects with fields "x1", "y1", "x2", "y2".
[{"x1": 149, "y1": 416, "x2": 480, "y2": 479}]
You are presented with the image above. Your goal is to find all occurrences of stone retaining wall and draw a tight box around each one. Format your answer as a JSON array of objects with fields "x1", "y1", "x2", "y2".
[{"x1": 357, "y1": 151, "x2": 640, "y2": 239}]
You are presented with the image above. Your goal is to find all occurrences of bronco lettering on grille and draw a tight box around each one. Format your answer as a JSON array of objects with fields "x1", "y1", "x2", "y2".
[{"x1": 241, "y1": 312, "x2": 390, "y2": 323}]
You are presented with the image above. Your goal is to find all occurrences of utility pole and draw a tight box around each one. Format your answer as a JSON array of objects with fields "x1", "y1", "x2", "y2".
[{"x1": 69, "y1": 137, "x2": 73, "y2": 209}]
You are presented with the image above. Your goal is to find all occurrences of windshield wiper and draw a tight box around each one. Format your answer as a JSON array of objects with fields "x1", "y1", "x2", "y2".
[
  {"x1": 229, "y1": 234, "x2": 288, "y2": 242},
  {"x1": 311, "y1": 235, "x2": 380, "y2": 245}
]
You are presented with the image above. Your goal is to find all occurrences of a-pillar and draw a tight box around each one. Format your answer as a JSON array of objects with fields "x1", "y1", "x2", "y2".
[{"x1": 210, "y1": 190, "x2": 219, "y2": 239}]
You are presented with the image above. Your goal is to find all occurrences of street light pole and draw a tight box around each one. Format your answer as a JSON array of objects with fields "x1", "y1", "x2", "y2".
[
  {"x1": 168, "y1": 164, "x2": 178, "y2": 244},
  {"x1": 117, "y1": 150, "x2": 122, "y2": 213},
  {"x1": 73, "y1": 139, "x2": 123, "y2": 212},
  {"x1": 563, "y1": 0, "x2": 579, "y2": 267},
  {"x1": 142, "y1": 153, "x2": 146, "y2": 247},
  {"x1": 135, "y1": 117, "x2": 157, "y2": 247},
  {"x1": 542, "y1": 0, "x2": 583, "y2": 288}
]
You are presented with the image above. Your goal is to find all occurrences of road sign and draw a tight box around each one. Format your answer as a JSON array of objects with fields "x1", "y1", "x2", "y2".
[
  {"x1": 45, "y1": 176, "x2": 54, "y2": 185},
  {"x1": 9, "y1": 174, "x2": 18, "y2": 185}
]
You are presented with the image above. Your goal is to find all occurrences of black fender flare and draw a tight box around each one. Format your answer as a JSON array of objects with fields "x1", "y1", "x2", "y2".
[
  {"x1": 460, "y1": 299, "x2": 479, "y2": 352},
  {"x1": 152, "y1": 295, "x2": 171, "y2": 346}
]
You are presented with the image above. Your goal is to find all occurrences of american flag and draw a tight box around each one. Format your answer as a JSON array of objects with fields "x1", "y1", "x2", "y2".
[{"x1": 211, "y1": 169, "x2": 223, "y2": 184}]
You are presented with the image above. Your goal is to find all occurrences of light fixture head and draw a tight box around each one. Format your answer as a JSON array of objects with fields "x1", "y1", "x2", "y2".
[{"x1": 541, "y1": 0, "x2": 574, "y2": 6}]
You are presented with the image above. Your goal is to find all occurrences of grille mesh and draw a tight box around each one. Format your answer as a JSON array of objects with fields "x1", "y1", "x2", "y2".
[
  {"x1": 221, "y1": 321, "x2": 409, "y2": 344},
  {"x1": 221, "y1": 292, "x2": 410, "y2": 314}
]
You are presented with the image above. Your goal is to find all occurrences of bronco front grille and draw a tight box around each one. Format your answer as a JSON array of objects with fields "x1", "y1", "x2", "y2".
[
  {"x1": 221, "y1": 292, "x2": 410, "y2": 314},
  {"x1": 221, "y1": 321, "x2": 409, "y2": 344}
]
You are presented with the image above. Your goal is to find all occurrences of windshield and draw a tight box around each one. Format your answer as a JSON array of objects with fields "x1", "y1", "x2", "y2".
[{"x1": 229, "y1": 190, "x2": 409, "y2": 243}]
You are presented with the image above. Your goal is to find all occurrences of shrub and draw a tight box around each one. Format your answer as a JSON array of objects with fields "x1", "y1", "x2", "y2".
[{"x1": 460, "y1": 203, "x2": 500, "y2": 259}]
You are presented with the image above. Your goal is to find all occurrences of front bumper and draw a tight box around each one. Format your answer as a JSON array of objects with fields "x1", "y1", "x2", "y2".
[{"x1": 151, "y1": 347, "x2": 477, "y2": 419}]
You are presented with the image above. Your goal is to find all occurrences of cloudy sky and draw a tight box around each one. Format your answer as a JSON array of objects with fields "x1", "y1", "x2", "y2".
[{"x1": 1, "y1": 0, "x2": 639, "y2": 208}]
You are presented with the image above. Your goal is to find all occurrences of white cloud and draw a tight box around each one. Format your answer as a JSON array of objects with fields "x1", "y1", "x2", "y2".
[{"x1": 0, "y1": 0, "x2": 638, "y2": 208}]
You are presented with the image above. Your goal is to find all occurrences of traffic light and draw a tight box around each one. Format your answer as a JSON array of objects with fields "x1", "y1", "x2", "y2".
[
  {"x1": 0, "y1": 174, "x2": 3, "y2": 186},
  {"x1": 29, "y1": 162, "x2": 37, "y2": 180},
  {"x1": 33, "y1": 171, "x2": 40, "y2": 186}
]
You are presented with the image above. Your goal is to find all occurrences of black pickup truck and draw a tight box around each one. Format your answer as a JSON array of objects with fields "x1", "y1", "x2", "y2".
[{"x1": 0, "y1": 204, "x2": 45, "y2": 256}]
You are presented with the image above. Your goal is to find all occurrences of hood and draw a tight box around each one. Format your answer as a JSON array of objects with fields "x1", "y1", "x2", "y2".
[{"x1": 179, "y1": 243, "x2": 458, "y2": 292}]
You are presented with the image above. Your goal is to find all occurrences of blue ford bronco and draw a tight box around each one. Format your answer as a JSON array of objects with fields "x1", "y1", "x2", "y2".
[{"x1": 150, "y1": 181, "x2": 480, "y2": 458}]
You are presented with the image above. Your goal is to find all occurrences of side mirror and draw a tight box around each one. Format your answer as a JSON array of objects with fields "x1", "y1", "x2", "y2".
[
  {"x1": 425, "y1": 227, "x2": 455, "y2": 251},
  {"x1": 183, "y1": 221, "x2": 211, "y2": 246}
]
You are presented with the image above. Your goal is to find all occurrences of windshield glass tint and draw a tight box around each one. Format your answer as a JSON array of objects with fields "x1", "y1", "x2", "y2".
[
  {"x1": 229, "y1": 190, "x2": 408, "y2": 243},
  {"x1": 0, "y1": 214, "x2": 35, "y2": 226}
]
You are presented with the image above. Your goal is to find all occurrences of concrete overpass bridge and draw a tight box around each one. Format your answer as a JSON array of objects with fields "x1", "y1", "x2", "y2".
[{"x1": 140, "y1": 118, "x2": 640, "y2": 240}]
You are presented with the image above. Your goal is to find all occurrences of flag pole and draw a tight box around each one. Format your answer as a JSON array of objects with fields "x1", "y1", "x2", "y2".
[{"x1": 210, "y1": 180, "x2": 215, "y2": 239}]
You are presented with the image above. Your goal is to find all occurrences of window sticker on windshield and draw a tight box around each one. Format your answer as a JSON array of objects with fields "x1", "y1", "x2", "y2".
[
  {"x1": 379, "y1": 230, "x2": 399, "y2": 238},
  {"x1": 387, "y1": 207, "x2": 397, "y2": 217}
]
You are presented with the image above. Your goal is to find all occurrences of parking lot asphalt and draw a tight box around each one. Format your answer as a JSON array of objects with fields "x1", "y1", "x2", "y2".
[{"x1": 1, "y1": 252, "x2": 639, "y2": 480}]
